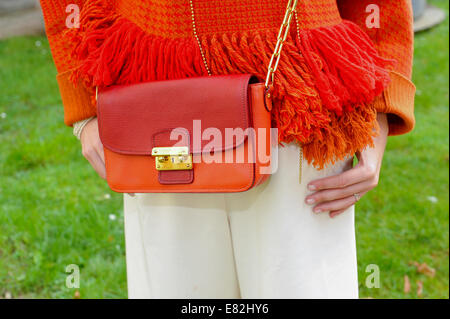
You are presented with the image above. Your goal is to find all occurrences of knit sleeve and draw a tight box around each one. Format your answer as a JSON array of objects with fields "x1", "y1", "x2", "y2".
[
  {"x1": 39, "y1": 0, "x2": 96, "y2": 126},
  {"x1": 338, "y1": 0, "x2": 416, "y2": 135}
]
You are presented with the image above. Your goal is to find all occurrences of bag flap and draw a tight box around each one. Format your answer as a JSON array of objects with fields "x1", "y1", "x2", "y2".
[{"x1": 98, "y1": 74, "x2": 256, "y2": 155}]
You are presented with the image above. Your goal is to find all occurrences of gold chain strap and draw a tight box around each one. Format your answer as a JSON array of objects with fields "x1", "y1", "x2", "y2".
[
  {"x1": 189, "y1": 0, "x2": 303, "y2": 183},
  {"x1": 264, "y1": 0, "x2": 298, "y2": 89},
  {"x1": 189, "y1": 0, "x2": 211, "y2": 75},
  {"x1": 295, "y1": 9, "x2": 303, "y2": 184},
  {"x1": 189, "y1": 0, "x2": 298, "y2": 86}
]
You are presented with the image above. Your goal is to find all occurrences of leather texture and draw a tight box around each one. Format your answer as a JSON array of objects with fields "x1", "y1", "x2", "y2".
[{"x1": 98, "y1": 74, "x2": 272, "y2": 193}]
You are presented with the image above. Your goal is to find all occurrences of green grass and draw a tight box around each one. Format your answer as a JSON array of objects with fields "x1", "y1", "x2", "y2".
[
  {"x1": 0, "y1": 2, "x2": 448, "y2": 299},
  {"x1": 356, "y1": 0, "x2": 449, "y2": 299},
  {"x1": 0, "y1": 38, "x2": 126, "y2": 298}
]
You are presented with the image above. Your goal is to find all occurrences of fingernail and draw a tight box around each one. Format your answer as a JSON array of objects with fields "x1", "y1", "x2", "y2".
[
  {"x1": 308, "y1": 184, "x2": 317, "y2": 191},
  {"x1": 306, "y1": 198, "x2": 315, "y2": 205},
  {"x1": 314, "y1": 208, "x2": 322, "y2": 213}
]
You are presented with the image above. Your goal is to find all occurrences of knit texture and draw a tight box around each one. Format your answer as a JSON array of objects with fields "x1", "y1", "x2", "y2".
[
  {"x1": 56, "y1": 70, "x2": 96, "y2": 124},
  {"x1": 40, "y1": 0, "x2": 415, "y2": 168}
]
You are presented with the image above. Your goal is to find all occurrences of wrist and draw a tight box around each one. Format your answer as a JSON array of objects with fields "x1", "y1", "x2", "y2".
[
  {"x1": 73, "y1": 116, "x2": 96, "y2": 140},
  {"x1": 376, "y1": 112, "x2": 389, "y2": 137}
]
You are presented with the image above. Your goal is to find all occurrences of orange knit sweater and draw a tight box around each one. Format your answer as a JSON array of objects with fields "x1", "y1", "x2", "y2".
[{"x1": 39, "y1": 0, "x2": 415, "y2": 168}]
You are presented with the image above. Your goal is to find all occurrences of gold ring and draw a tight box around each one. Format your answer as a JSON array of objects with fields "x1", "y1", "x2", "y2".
[{"x1": 353, "y1": 193, "x2": 361, "y2": 202}]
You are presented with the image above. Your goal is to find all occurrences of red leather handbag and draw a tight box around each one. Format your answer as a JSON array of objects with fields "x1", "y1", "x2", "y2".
[
  {"x1": 97, "y1": 0, "x2": 297, "y2": 193},
  {"x1": 98, "y1": 75, "x2": 273, "y2": 193}
]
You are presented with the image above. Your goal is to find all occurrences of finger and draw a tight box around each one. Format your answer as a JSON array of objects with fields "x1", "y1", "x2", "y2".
[
  {"x1": 85, "y1": 151, "x2": 107, "y2": 180},
  {"x1": 313, "y1": 192, "x2": 367, "y2": 213},
  {"x1": 94, "y1": 153, "x2": 107, "y2": 180},
  {"x1": 93, "y1": 142, "x2": 106, "y2": 180},
  {"x1": 96, "y1": 140, "x2": 105, "y2": 163},
  {"x1": 313, "y1": 196, "x2": 354, "y2": 213},
  {"x1": 306, "y1": 179, "x2": 376, "y2": 205},
  {"x1": 329, "y1": 209, "x2": 346, "y2": 218},
  {"x1": 308, "y1": 163, "x2": 376, "y2": 191}
]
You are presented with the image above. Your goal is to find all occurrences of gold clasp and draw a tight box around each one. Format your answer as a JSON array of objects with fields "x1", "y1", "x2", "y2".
[{"x1": 151, "y1": 147, "x2": 193, "y2": 171}]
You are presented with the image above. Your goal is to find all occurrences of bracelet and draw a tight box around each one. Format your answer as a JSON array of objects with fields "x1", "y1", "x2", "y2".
[{"x1": 73, "y1": 116, "x2": 95, "y2": 140}]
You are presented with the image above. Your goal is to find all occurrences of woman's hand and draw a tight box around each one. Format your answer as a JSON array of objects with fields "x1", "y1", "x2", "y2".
[
  {"x1": 80, "y1": 117, "x2": 107, "y2": 180},
  {"x1": 305, "y1": 113, "x2": 389, "y2": 218}
]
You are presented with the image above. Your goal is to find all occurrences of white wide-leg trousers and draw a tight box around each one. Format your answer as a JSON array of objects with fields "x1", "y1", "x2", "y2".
[{"x1": 123, "y1": 144, "x2": 359, "y2": 299}]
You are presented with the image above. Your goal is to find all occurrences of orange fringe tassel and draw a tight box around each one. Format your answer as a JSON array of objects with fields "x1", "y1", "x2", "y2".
[{"x1": 67, "y1": 0, "x2": 392, "y2": 169}]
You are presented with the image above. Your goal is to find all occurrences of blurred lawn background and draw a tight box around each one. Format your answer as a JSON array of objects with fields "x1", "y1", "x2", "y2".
[{"x1": 0, "y1": 1, "x2": 448, "y2": 299}]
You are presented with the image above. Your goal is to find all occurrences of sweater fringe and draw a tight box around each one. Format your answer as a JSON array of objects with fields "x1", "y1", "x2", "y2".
[
  {"x1": 295, "y1": 21, "x2": 394, "y2": 114},
  {"x1": 67, "y1": 0, "x2": 391, "y2": 168},
  {"x1": 66, "y1": 1, "x2": 205, "y2": 86}
]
